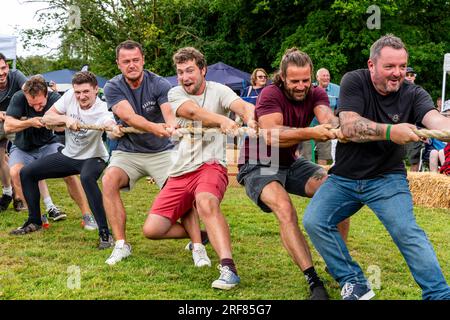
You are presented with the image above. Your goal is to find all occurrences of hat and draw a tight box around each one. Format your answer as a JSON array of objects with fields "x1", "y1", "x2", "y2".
[{"x1": 406, "y1": 67, "x2": 415, "y2": 74}]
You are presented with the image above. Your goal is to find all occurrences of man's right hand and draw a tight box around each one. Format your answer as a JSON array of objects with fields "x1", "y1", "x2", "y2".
[{"x1": 307, "y1": 124, "x2": 336, "y2": 141}]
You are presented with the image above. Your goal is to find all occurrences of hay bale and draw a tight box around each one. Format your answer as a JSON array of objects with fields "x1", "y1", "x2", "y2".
[{"x1": 407, "y1": 172, "x2": 450, "y2": 209}]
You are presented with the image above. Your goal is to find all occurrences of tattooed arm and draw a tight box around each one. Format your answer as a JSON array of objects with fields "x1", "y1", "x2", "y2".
[{"x1": 339, "y1": 111, "x2": 420, "y2": 144}]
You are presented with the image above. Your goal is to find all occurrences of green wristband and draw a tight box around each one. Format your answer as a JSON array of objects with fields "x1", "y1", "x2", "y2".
[{"x1": 386, "y1": 124, "x2": 392, "y2": 141}]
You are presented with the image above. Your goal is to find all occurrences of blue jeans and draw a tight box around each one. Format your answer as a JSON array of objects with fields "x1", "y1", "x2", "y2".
[{"x1": 303, "y1": 173, "x2": 450, "y2": 300}]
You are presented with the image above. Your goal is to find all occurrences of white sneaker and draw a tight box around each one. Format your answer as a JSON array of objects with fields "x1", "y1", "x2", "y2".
[
  {"x1": 105, "y1": 240, "x2": 132, "y2": 265},
  {"x1": 192, "y1": 243, "x2": 211, "y2": 267}
]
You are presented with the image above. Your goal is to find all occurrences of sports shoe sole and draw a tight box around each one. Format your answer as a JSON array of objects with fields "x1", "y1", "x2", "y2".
[
  {"x1": 359, "y1": 290, "x2": 376, "y2": 300},
  {"x1": 81, "y1": 221, "x2": 98, "y2": 231},
  {"x1": 211, "y1": 281, "x2": 239, "y2": 290},
  {"x1": 51, "y1": 214, "x2": 67, "y2": 221}
]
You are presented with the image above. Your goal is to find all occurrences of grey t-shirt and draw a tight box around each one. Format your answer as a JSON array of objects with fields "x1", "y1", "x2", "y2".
[
  {"x1": 103, "y1": 70, "x2": 173, "y2": 153},
  {"x1": 0, "y1": 69, "x2": 27, "y2": 111}
]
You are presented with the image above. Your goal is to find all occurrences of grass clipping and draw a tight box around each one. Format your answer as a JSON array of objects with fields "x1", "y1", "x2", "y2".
[{"x1": 407, "y1": 172, "x2": 450, "y2": 209}]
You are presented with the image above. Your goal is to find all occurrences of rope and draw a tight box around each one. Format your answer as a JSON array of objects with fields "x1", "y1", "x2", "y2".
[{"x1": 413, "y1": 129, "x2": 450, "y2": 140}]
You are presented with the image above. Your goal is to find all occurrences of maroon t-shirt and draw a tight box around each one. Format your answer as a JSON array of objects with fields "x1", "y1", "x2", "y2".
[{"x1": 240, "y1": 84, "x2": 329, "y2": 167}]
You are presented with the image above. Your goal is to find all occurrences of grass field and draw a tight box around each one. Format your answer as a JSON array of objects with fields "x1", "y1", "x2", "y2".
[{"x1": 0, "y1": 178, "x2": 449, "y2": 300}]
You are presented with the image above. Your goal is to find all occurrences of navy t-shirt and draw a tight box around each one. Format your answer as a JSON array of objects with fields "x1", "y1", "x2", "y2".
[
  {"x1": 331, "y1": 69, "x2": 435, "y2": 179},
  {"x1": 6, "y1": 90, "x2": 59, "y2": 151},
  {"x1": 103, "y1": 70, "x2": 173, "y2": 153},
  {"x1": 240, "y1": 84, "x2": 329, "y2": 167}
]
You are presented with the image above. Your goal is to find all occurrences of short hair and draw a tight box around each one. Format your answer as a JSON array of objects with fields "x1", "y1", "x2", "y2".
[
  {"x1": 115, "y1": 40, "x2": 144, "y2": 60},
  {"x1": 72, "y1": 71, "x2": 98, "y2": 87},
  {"x1": 23, "y1": 75, "x2": 47, "y2": 97},
  {"x1": 273, "y1": 47, "x2": 314, "y2": 87},
  {"x1": 316, "y1": 68, "x2": 329, "y2": 79},
  {"x1": 250, "y1": 68, "x2": 268, "y2": 86},
  {"x1": 370, "y1": 34, "x2": 408, "y2": 62},
  {"x1": 0, "y1": 52, "x2": 6, "y2": 63},
  {"x1": 172, "y1": 47, "x2": 207, "y2": 71}
]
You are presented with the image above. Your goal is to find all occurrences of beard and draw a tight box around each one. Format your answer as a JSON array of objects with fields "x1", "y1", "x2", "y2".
[
  {"x1": 182, "y1": 78, "x2": 203, "y2": 95},
  {"x1": 373, "y1": 71, "x2": 403, "y2": 95},
  {"x1": 283, "y1": 83, "x2": 310, "y2": 102}
]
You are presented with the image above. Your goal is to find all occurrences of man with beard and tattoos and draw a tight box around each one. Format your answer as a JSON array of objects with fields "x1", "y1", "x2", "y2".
[
  {"x1": 237, "y1": 47, "x2": 343, "y2": 300},
  {"x1": 303, "y1": 34, "x2": 450, "y2": 300}
]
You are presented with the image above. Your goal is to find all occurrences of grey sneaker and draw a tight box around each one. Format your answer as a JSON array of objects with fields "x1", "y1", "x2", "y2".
[
  {"x1": 211, "y1": 265, "x2": 240, "y2": 290},
  {"x1": 105, "y1": 241, "x2": 132, "y2": 265},
  {"x1": 81, "y1": 213, "x2": 98, "y2": 231},
  {"x1": 98, "y1": 231, "x2": 114, "y2": 250},
  {"x1": 341, "y1": 282, "x2": 375, "y2": 300},
  {"x1": 47, "y1": 206, "x2": 67, "y2": 221}
]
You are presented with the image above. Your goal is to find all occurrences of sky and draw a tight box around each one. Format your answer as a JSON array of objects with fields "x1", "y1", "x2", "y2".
[{"x1": 0, "y1": 0, "x2": 60, "y2": 57}]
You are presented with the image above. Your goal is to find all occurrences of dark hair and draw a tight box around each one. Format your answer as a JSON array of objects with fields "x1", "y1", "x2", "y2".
[
  {"x1": 250, "y1": 68, "x2": 269, "y2": 86},
  {"x1": 72, "y1": 71, "x2": 98, "y2": 87},
  {"x1": 172, "y1": 47, "x2": 207, "y2": 71},
  {"x1": 115, "y1": 40, "x2": 144, "y2": 59},
  {"x1": 0, "y1": 52, "x2": 6, "y2": 63},
  {"x1": 273, "y1": 47, "x2": 314, "y2": 87},
  {"x1": 23, "y1": 75, "x2": 48, "y2": 97},
  {"x1": 370, "y1": 34, "x2": 408, "y2": 62}
]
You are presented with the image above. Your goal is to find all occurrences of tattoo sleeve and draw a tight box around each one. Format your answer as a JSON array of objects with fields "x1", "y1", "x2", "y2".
[{"x1": 339, "y1": 111, "x2": 384, "y2": 142}]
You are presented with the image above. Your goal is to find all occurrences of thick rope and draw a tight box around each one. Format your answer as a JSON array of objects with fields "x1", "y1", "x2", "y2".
[{"x1": 413, "y1": 129, "x2": 450, "y2": 140}]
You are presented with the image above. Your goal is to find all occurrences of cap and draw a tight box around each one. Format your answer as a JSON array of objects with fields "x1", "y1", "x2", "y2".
[{"x1": 406, "y1": 67, "x2": 415, "y2": 74}]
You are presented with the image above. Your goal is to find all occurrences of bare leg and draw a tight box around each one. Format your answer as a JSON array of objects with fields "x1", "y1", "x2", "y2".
[
  {"x1": 0, "y1": 146, "x2": 11, "y2": 189},
  {"x1": 142, "y1": 214, "x2": 188, "y2": 239},
  {"x1": 10, "y1": 163, "x2": 24, "y2": 201},
  {"x1": 195, "y1": 192, "x2": 232, "y2": 259},
  {"x1": 181, "y1": 208, "x2": 202, "y2": 244},
  {"x1": 102, "y1": 167, "x2": 130, "y2": 241},
  {"x1": 63, "y1": 175, "x2": 90, "y2": 214},
  {"x1": 430, "y1": 150, "x2": 439, "y2": 172}
]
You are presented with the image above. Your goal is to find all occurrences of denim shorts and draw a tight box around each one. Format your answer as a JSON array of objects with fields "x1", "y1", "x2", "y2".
[{"x1": 237, "y1": 157, "x2": 322, "y2": 212}]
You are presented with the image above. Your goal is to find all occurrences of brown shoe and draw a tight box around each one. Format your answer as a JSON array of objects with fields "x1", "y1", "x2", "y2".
[{"x1": 10, "y1": 222, "x2": 42, "y2": 235}]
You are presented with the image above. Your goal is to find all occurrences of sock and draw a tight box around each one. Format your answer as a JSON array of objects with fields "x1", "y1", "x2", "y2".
[
  {"x1": 220, "y1": 258, "x2": 238, "y2": 275},
  {"x1": 115, "y1": 239, "x2": 125, "y2": 247},
  {"x1": 43, "y1": 197, "x2": 55, "y2": 211},
  {"x1": 200, "y1": 230, "x2": 208, "y2": 243},
  {"x1": 303, "y1": 267, "x2": 324, "y2": 290},
  {"x1": 3, "y1": 186, "x2": 12, "y2": 197}
]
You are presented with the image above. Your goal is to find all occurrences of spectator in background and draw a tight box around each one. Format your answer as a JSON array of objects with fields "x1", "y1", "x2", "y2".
[
  {"x1": 299, "y1": 68, "x2": 340, "y2": 165},
  {"x1": 404, "y1": 66, "x2": 423, "y2": 171},
  {"x1": 241, "y1": 68, "x2": 269, "y2": 105},
  {"x1": 438, "y1": 143, "x2": 450, "y2": 175},
  {"x1": 0, "y1": 52, "x2": 27, "y2": 211}
]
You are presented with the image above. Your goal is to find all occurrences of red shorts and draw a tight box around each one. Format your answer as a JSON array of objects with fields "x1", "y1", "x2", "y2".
[{"x1": 150, "y1": 162, "x2": 228, "y2": 224}]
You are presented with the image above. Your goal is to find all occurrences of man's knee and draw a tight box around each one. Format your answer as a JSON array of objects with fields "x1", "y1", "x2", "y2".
[
  {"x1": 196, "y1": 194, "x2": 220, "y2": 217},
  {"x1": 102, "y1": 169, "x2": 125, "y2": 194},
  {"x1": 10, "y1": 164, "x2": 23, "y2": 179}
]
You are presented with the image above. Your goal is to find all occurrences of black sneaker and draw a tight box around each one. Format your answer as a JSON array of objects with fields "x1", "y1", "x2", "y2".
[
  {"x1": 10, "y1": 222, "x2": 42, "y2": 235},
  {"x1": 310, "y1": 285, "x2": 330, "y2": 300},
  {"x1": 0, "y1": 194, "x2": 13, "y2": 211},
  {"x1": 13, "y1": 198, "x2": 27, "y2": 212},
  {"x1": 47, "y1": 206, "x2": 67, "y2": 221},
  {"x1": 98, "y1": 230, "x2": 114, "y2": 250}
]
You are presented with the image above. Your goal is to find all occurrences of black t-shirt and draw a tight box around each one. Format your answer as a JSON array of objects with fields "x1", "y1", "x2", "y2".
[
  {"x1": 0, "y1": 70, "x2": 27, "y2": 111},
  {"x1": 6, "y1": 90, "x2": 60, "y2": 151},
  {"x1": 330, "y1": 69, "x2": 435, "y2": 179}
]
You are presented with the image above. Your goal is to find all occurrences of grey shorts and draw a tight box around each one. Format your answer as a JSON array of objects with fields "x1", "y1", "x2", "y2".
[
  {"x1": 108, "y1": 149, "x2": 175, "y2": 190},
  {"x1": 0, "y1": 121, "x2": 16, "y2": 147},
  {"x1": 237, "y1": 157, "x2": 322, "y2": 213},
  {"x1": 406, "y1": 141, "x2": 424, "y2": 164},
  {"x1": 299, "y1": 140, "x2": 331, "y2": 161},
  {"x1": 9, "y1": 142, "x2": 63, "y2": 167}
]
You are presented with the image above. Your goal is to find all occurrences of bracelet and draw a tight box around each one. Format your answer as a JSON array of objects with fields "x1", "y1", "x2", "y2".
[{"x1": 386, "y1": 124, "x2": 392, "y2": 141}]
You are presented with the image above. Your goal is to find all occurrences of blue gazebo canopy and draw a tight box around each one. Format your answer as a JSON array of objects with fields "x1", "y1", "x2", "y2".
[{"x1": 41, "y1": 69, "x2": 108, "y2": 89}]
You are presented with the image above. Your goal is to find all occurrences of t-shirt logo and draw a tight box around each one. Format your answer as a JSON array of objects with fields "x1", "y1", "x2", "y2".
[{"x1": 390, "y1": 114, "x2": 401, "y2": 123}]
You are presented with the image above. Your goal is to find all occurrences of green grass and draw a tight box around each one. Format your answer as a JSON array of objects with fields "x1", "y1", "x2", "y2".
[{"x1": 0, "y1": 179, "x2": 449, "y2": 300}]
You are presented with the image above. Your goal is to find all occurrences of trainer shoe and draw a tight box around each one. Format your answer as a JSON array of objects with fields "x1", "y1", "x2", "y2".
[
  {"x1": 211, "y1": 265, "x2": 240, "y2": 290},
  {"x1": 41, "y1": 214, "x2": 50, "y2": 229},
  {"x1": 47, "y1": 206, "x2": 67, "y2": 221},
  {"x1": 81, "y1": 213, "x2": 98, "y2": 231},
  {"x1": 13, "y1": 198, "x2": 27, "y2": 212},
  {"x1": 10, "y1": 222, "x2": 42, "y2": 235},
  {"x1": 105, "y1": 240, "x2": 132, "y2": 265},
  {"x1": 0, "y1": 194, "x2": 13, "y2": 211},
  {"x1": 184, "y1": 233, "x2": 209, "y2": 251},
  {"x1": 341, "y1": 282, "x2": 375, "y2": 300},
  {"x1": 310, "y1": 285, "x2": 329, "y2": 300},
  {"x1": 98, "y1": 230, "x2": 114, "y2": 250},
  {"x1": 192, "y1": 244, "x2": 211, "y2": 267}
]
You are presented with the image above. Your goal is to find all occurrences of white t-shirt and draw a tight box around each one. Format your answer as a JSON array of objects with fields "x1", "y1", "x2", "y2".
[
  {"x1": 54, "y1": 89, "x2": 115, "y2": 162},
  {"x1": 168, "y1": 81, "x2": 240, "y2": 177}
]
